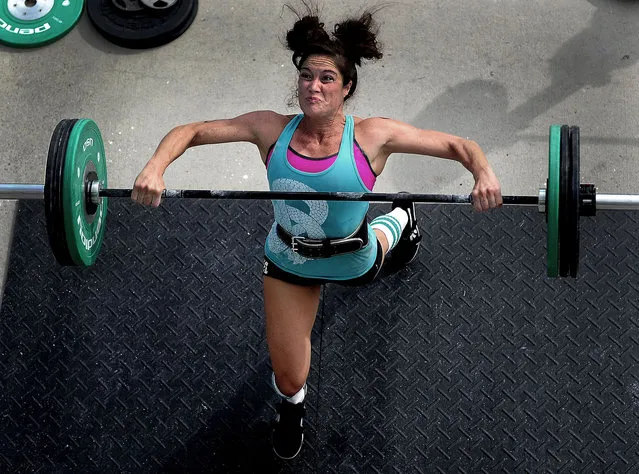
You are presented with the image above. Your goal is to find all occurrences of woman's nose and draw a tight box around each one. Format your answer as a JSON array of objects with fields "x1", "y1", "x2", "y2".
[{"x1": 308, "y1": 77, "x2": 321, "y2": 91}]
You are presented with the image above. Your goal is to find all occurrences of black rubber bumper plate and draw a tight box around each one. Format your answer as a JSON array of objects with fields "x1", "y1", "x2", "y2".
[
  {"x1": 44, "y1": 118, "x2": 77, "y2": 265},
  {"x1": 559, "y1": 125, "x2": 570, "y2": 277},
  {"x1": 87, "y1": 0, "x2": 198, "y2": 49},
  {"x1": 569, "y1": 126, "x2": 581, "y2": 277}
]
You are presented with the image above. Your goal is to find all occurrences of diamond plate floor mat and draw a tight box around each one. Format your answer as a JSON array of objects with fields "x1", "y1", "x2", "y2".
[{"x1": 1, "y1": 199, "x2": 638, "y2": 473}]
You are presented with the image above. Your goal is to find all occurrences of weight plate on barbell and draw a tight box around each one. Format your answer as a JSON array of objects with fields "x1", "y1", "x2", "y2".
[
  {"x1": 559, "y1": 125, "x2": 570, "y2": 277},
  {"x1": 547, "y1": 125, "x2": 561, "y2": 277},
  {"x1": 87, "y1": 0, "x2": 197, "y2": 49},
  {"x1": 61, "y1": 119, "x2": 108, "y2": 266},
  {"x1": 0, "y1": 0, "x2": 84, "y2": 48},
  {"x1": 45, "y1": 119, "x2": 77, "y2": 265},
  {"x1": 569, "y1": 126, "x2": 580, "y2": 277}
]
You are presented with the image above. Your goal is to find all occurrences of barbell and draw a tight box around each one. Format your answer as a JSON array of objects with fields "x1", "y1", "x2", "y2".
[{"x1": 2, "y1": 118, "x2": 638, "y2": 276}]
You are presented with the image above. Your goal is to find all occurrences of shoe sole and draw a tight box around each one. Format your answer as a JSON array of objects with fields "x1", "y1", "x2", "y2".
[
  {"x1": 272, "y1": 433, "x2": 304, "y2": 460},
  {"x1": 404, "y1": 241, "x2": 420, "y2": 265}
]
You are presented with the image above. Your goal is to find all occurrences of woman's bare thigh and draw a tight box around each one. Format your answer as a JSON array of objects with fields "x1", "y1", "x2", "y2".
[{"x1": 263, "y1": 276, "x2": 322, "y2": 395}]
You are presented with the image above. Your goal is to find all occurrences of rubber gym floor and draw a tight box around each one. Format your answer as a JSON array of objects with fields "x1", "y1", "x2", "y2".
[{"x1": 1, "y1": 198, "x2": 638, "y2": 473}]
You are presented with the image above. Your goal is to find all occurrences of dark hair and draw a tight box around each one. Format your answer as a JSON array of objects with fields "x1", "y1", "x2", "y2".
[{"x1": 284, "y1": 3, "x2": 384, "y2": 101}]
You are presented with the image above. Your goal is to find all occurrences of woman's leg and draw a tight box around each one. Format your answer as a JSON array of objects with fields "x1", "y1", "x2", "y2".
[
  {"x1": 374, "y1": 229, "x2": 390, "y2": 262},
  {"x1": 264, "y1": 275, "x2": 321, "y2": 459},
  {"x1": 264, "y1": 276, "x2": 321, "y2": 396},
  {"x1": 371, "y1": 206, "x2": 409, "y2": 260},
  {"x1": 336, "y1": 208, "x2": 412, "y2": 289}
]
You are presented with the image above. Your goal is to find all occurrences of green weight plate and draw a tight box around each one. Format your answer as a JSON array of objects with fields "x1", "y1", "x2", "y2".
[
  {"x1": 45, "y1": 118, "x2": 77, "y2": 265},
  {"x1": 62, "y1": 119, "x2": 108, "y2": 266},
  {"x1": 0, "y1": 0, "x2": 84, "y2": 48},
  {"x1": 547, "y1": 125, "x2": 561, "y2": 277}
]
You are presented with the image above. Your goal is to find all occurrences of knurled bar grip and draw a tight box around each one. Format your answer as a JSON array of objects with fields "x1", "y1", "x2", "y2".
[{"x1": 99, "y1": 188, "x2": 539, "y2": 205}]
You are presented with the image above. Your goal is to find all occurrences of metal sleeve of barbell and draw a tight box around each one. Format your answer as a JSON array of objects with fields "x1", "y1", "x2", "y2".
[
  {"x1": 596, "y1": 193, "x2": 639, "y2": 210},
  {"x1": 99, "y1": 188, "x2": 539, "y2": 206},
  {"x1": 0, "y1": 184, "x2": 44, "y2": 200}
]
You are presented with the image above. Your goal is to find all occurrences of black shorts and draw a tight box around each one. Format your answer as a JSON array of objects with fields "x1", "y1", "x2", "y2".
[{"x1": 263, "y1": 240, "x2": 384, "y2": 287}]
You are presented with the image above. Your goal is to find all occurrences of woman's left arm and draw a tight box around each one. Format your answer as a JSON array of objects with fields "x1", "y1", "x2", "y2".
[{"x1": 365, "y1": 118, "x2": 503, "y2": 212}]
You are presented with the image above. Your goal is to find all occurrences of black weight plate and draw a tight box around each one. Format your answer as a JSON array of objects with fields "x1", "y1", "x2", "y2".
[
  {"x1": 113, "y1": 0, "x2": 145, "y2": 12},
  {"x1": 569, "y1": 126, "x2": 580, "y2": 277},
  {"x1": 559, "y1": 125, "x2": 570, "y2": 277},
  {"x1": 44, "y1": 120, "x2": 66, "y2": 263},
  {"x1": 45, "y1": 119, "x2": 78, "y2": 265},
  {"x1": 87, "y1": 0, "x2": 198, "y2": 49}
]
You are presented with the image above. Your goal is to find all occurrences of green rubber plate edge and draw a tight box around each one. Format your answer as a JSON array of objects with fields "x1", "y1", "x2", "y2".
[
  {"x1": 0, "y1": 0, "x2": 84, "y2": 48},
  {"x1": 62, "y1": 118, "x2": 108, "y2": 266},
  {"x1": 547, "y1": 125, "x2": 561, "y2": 277}
]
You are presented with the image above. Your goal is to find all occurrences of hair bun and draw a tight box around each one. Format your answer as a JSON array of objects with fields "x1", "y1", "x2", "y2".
[
  {"x1": 333, "y1": 12, "x2": 383, "y2": 65},
  {"x1": 286, "y1": 15, "x2": 331, "y2": 54}
]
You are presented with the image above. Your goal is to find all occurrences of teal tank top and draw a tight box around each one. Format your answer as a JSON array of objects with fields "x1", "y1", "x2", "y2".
[{"x1": 264, "y1": 114, "x2": 377, "y2": 280}]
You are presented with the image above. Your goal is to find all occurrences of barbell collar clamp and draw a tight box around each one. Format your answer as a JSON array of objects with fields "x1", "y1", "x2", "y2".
[
  {"x1": 538, "y1": 187, "x2": 546, "y2": 213},
  {"x1": 88, "y1": 180, "x2": 101, "y2": 207},
  {"x1": 580, "y1": 184, "x2": 596, "y2": 216}
]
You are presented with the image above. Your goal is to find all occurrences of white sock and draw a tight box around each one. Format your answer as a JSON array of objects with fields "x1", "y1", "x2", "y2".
[
  {"x1": 371, "y1": 208, "x2": 409, "y2": 251},
  {"x1": 272, "y1": 372, "x2": 306, "y2": 404}
]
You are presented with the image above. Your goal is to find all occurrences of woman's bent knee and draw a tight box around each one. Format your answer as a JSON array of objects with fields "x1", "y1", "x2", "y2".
[{"x1": 273, "y1": 371, "x2": 306, "y2": 397}]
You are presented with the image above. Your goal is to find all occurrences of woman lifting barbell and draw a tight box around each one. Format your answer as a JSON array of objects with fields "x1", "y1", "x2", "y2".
[{"x1": 131, "y1": 4, "x2": 503, "y2": 460}]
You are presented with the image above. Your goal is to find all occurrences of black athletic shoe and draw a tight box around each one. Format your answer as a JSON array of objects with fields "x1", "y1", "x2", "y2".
[
  {"x1": 389, "y1": 193, "x2": 422, "y2": 266},
  {"x1": 272, "y1": 399, "x2": 305, "y2": 460}
]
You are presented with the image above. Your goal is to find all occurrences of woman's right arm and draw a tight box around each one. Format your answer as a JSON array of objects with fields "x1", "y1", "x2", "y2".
[{"x1": 132, "y1": 110, "x2": 288, "y2": 207}]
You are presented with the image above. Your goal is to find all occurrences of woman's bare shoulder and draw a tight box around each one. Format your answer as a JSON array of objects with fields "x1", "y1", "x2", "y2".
[
  {"x1": 244, "y1": 111, "x2": 297, "y2": 143},
  {"x1": 353, "y1": 116, "x2": 397, "y2": 144}
]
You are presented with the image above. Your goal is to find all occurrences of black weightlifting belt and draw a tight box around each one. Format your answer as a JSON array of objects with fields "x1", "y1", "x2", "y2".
[{"x1": 276, "y1": 218, "x2": 368, "y2": 258}]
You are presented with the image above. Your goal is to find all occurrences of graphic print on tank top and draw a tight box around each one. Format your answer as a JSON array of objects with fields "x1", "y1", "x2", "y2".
[{"x1": 267, "y1": 178, "x2": 328, "y2": 265}]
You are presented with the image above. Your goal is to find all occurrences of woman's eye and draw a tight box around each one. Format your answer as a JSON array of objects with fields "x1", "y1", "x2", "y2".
[{"x1": 322, "y1": 76, "x2": 335, "y2": 82}]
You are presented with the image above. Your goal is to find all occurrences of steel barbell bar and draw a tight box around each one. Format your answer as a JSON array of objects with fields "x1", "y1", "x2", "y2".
[
  {"x1": 2, "y1": 184, "x2": 639, "y2": 211},
  {"x1": 0, "y1": 183, "x2": 540, "y2": 206}
]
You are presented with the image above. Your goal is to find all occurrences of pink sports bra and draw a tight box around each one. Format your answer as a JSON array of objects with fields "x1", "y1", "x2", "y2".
[{"x1": 265, "y1": 139, "x2": 377, "y2": 191}]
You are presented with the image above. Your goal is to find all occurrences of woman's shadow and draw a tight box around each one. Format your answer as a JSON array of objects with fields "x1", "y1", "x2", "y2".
[{"x1": 390, "y1": 0, "x2": 639, "y2": 193}]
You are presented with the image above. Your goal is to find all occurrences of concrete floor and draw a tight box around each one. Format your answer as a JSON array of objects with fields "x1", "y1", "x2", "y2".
[{"x1": 1, "y1": 0, "x2": 638, "y2": 302}]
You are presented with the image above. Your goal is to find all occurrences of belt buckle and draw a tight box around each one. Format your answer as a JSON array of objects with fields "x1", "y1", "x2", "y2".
[{"x1": 291, "y1": 236, "x2": 303, "y2": 253}]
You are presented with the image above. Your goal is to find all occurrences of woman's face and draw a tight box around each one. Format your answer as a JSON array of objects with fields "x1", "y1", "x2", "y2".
[{"x1": 297, "y1": 54, "x2": 352, "y2": 117}]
